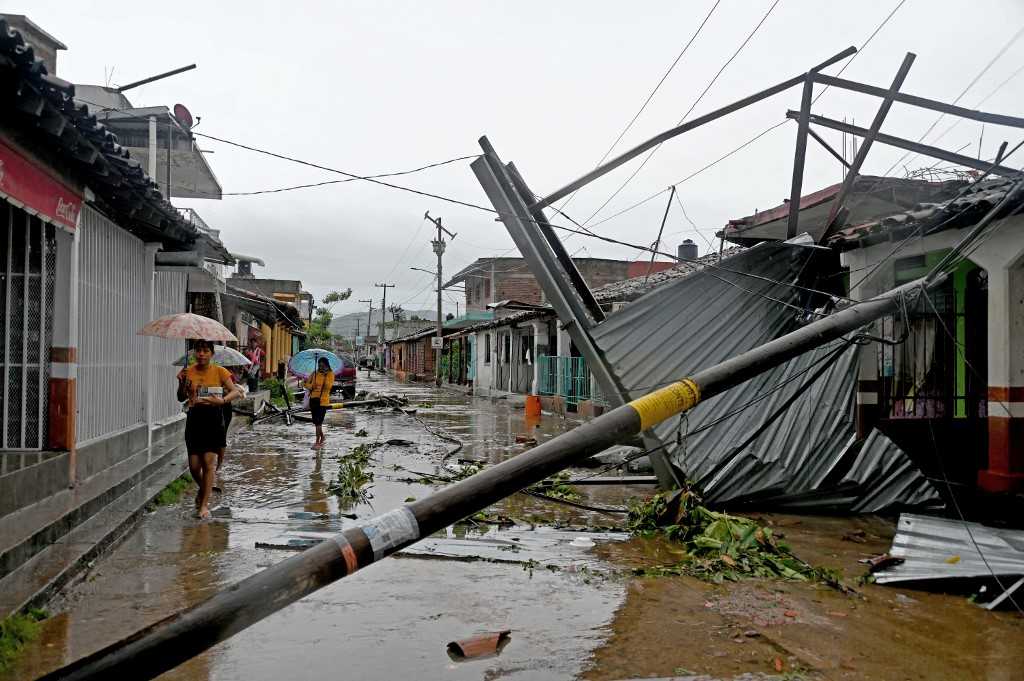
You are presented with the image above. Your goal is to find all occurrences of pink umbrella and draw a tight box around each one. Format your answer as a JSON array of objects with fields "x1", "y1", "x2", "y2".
[{"x1": 137, "y1": 312, "x2": 237, "y2": 341}]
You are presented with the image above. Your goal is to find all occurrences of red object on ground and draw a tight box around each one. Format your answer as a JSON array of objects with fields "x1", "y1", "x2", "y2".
[
  {"x1": 446, "y1": 630, "x2": 512, "y2": 661},
  {"x1": 525, "y1": 394, "x2": 542, "y2": 418}
]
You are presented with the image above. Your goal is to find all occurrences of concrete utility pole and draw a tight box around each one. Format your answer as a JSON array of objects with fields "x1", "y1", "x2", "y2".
[
  {"x1": 358, "y1": 298, "x2": 374, "y2": 370},
  {"x1": 373, "y1": 284, "x2": 395, "y2": 343},
  {"x1": 424, "y1": 211, "x2": 456, "y2": 387}
]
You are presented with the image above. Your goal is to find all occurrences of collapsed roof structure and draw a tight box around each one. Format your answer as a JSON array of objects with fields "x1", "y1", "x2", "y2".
[{"x1": 470, "y1": 46, "x2": 1024, "y2": 512}]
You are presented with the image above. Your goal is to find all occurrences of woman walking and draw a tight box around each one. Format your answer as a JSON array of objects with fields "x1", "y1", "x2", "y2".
[
  {"x1": 304, "y1": 356, "x2": 335, "y2": 448},
  {"x1": 177, "y1": 340, "x2": 241, "y2": 518}
]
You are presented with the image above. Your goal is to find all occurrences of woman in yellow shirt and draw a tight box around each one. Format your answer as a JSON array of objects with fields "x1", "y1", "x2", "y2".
[
  {"x1": 176, "y1": 340, "x2": 241, "y2": 518},
  {"x1": 304, "y1": 357, "x2": 335, "y2": 448}
]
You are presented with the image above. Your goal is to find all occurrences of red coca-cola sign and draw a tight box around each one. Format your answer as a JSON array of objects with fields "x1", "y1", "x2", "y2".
[{"x1": 0, "y1": 138, "x2": 82, "y2": 231}]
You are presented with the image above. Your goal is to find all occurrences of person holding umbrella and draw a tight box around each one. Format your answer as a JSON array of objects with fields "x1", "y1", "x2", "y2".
[
  {"x1": 304, "y1": 356, "x2": 335, "y2": 448},
  {"x1": 176, "y1": 340, "x2": 241, "y2": 518}
]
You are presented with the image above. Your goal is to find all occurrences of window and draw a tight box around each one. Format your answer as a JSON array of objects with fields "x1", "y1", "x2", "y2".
[
  {"x1": 484, "y1": 279, "x2": 491, "y2": 300},
  {"x1": 484, "y1": 333, "x2": 491, "y2": 364}
]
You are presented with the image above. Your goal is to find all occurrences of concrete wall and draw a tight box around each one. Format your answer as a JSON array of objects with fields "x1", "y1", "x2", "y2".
[{"x1": 843, "y1": 214, "x2": 1024, "y2": 492}]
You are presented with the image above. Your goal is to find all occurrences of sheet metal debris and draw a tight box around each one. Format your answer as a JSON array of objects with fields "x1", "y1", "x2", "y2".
[
  {"x1": 873, "y1": 513, "x2": 1024, "y2": 585},
  {"x1": 590, "y1": 242, "x2": 941, "y2": 511}
]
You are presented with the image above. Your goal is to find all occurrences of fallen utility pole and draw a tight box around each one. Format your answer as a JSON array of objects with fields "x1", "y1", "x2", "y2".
[{"x1": 40, "y1": 274, "x2": 942, "y2": 681}]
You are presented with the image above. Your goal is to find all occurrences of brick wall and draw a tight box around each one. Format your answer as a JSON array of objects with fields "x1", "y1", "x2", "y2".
[
  {"x1": 461, "y1": 258, "x2": 646, "y2": 311},
  {"x1": 496, "y1": 274, "x2": 543, "y2": 304}
]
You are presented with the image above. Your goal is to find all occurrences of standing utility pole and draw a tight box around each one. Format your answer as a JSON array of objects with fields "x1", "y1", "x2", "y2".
[
  {"x1": 424, "y1": 212, "x2": 456, "y2": 387},
  {"x1": 374, "y1": 283, "x2": 395, "y2": 371},
  {"x1": 358, "y1": 298, "x2": 374, "y2": 371}
]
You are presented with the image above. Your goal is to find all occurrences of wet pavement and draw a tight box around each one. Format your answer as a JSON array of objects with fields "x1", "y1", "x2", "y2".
[
  {"x1": 4, "y1": 373, "x2": 644, "y2": 681},
  {"x1": 4, "y1": 373, "x2": 1024, "y2": 680}
]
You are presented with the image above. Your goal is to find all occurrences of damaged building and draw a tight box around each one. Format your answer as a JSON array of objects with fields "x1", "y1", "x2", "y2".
[{"x1": 468, "y1": 47, "x2": 1024, "y2": 515}]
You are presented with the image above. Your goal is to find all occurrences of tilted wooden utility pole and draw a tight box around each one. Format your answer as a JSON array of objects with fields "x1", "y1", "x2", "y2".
[{"x1": 424, "y1": 211, "x2": 456, "y2": 387}]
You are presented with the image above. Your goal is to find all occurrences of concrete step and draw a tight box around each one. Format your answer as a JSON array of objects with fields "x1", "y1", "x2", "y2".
[
  {"x1": 0, "y1": 443, "x2": 186, "y2": 618},
  {"x1": 0, "y1": 433, "x2": 187, "y2": 617}
]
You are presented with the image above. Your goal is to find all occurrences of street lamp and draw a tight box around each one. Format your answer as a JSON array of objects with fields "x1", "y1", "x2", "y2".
[{"x1": 409, "y1": 266, "x2": 437, "y2": 276}]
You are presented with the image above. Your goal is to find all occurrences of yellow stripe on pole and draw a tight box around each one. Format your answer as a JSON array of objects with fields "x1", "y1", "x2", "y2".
[{"x1": 628, "y1": 379, "x2": 701, "y2": 431}]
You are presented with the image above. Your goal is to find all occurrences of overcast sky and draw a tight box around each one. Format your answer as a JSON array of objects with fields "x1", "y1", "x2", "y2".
[{"x1": 23, "y1": 1, "x2": 1024, "y2": 317}]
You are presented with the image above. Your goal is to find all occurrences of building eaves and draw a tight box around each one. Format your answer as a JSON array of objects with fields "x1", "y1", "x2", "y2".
[
  {"x1": 224, "y1": 283, "x2": 302, "y2": 329},
  {"x1": 0, "y1": 19, "x2": 230, "y2": 260}
]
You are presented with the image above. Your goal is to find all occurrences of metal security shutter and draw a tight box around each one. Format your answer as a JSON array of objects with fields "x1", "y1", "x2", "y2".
[
  {"x1": 77, "y1": 206, "x2": 148, "y2": 444},
  {"x1": 150, "y1": 271, "x2": 187, "y2": 422},
  {"x1": 0, "y1": 200, "x2": 55, "y2": 450}
]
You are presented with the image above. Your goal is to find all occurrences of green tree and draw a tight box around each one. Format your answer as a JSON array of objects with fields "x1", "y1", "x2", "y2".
[{"x1": 302, "y1": 289, "x2": 351, "y2": 350}]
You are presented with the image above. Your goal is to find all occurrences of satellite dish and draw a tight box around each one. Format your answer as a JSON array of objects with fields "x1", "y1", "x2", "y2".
[{"x1": 173, "y1": 103, "x2": 194, "y2": 129}]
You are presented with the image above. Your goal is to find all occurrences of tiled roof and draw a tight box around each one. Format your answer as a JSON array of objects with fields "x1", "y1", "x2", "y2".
[
  {"x1": 828, "y1": 177, "x2": 1024, "y2": 249},
  {"x1": 0, "y1": 18, "x2": 230, "y2": 261}
]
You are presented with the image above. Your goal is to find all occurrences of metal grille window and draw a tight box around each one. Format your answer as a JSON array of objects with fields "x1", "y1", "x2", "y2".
[
  {"x1": 537, "y1": 355, "x2": 592, "y2": 406},
  {"x1": 0, "y1": 201, "x2": 56, "y2": 449}
]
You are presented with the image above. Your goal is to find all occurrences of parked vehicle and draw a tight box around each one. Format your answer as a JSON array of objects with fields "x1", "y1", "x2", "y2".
[{"x1": 335, "y1": 355, "x2": 357, "y2": 399}]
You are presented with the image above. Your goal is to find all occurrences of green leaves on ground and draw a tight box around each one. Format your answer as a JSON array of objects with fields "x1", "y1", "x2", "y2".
[
  {"x1": 152, "y1": 474, "x2": 193, "y2": 508},
  {"x1": 627, "y1": 490, "x2": 835, "y2": 585},
  {"x1": 527, "y1": 471, "x2": 580, "y2": 502},
  {"x1": 0, "y1": 609, "x2": 47, "y2": 671},
  {"x1": 329, "y1": 444, "x2": 374, "y2": 505}
]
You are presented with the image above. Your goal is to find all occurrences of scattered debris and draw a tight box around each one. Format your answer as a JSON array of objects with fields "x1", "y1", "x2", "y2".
[
  {"x1": 841, "y1": 529, "x2": 868, "y2": 543},
  {"x1": 0, "y1": 609, "x2": 47, "y2": 672},
  {"x1": 627, "y1": 490, "x2": 848, "y2": 588},
  {"x1": 859, "y1": 553, "x2": 904, "y2": 572},
  {"x1": 446, "y1": 630, "x2": 511, "y2": 661},
  {"x1": 527, "y1": 471, "x2": 580, "y2": 502},
  {"x1": 514, "y1": 434, "x2": 537, "y2": 445},
  {"x1": 329, "y1": 444, "x2": 374, "y2": 504},
  {"x1": 355, "y1": 428, "x2": 369, "y2": 437}
]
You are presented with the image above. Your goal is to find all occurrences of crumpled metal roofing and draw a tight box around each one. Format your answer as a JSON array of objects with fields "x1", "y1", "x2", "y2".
[
  {"x1": 590, "y1": 241, "x2": 941, "y2": 511},
  {"x1": 874, "y1": 513, "x2": 1024, "y2": 584}
]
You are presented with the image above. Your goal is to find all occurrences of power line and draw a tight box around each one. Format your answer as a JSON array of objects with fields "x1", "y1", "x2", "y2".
[
  {"x1": 556, "y1": 0, "x2": 722, "y2": 214},
  {"x1": 579, "y1": 0, "x2": 783, "y2": 227},
  {"x1": 219, "y1": 155, "x2": 479, "y2": 196},
  {"x1": 883, "y1": 24, "x2": 1024, "y2": 176},
  {"x1": 577, "y1": 0, "x2": 907, "y2": 237},
  {"x1": 902, "y1": 62, "x2": 1024, "y2": 172}
]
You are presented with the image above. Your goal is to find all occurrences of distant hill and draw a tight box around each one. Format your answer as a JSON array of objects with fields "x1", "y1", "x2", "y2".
[{"x1": 328, "y1": 309, "x2": 434, "y2": 338}]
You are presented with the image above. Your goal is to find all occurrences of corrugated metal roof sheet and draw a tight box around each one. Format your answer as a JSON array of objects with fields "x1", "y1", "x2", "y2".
[
  {"x1": 874, "y1": 513, "x2": 1024, "y2": 584},
  {"x1": 590, "y1": 241, "x2": 941, "y2": 511}
]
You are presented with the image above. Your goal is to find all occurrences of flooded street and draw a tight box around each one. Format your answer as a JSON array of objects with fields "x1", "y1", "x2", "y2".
[
  {"x1": 4, "y1": 373, "x2": 1024, "y2": 681},
  {"x1": 5, "y1": 374, "x2": 641, "y2": 681}
]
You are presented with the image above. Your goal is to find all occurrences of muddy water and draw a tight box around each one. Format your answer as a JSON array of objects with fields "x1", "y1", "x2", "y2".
[{"x1": 5, "y1": 374, "x2": 641, "y2": 681}]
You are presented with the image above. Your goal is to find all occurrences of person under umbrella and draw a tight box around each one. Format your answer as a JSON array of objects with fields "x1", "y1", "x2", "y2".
[
  {"x1": 176, "y1": 340, "x2": 241, "y2": 518},
  {"x1": 304, "y1": 356, "x2": 335, "y2": 449}
]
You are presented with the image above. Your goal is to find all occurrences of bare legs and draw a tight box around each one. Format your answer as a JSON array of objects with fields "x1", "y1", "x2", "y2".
[
  {"x1": 313, "y1": 423, "x2": 325, "y2": 448},
  {"x1": 189, "y1": 452, "x2": 218, "y2": 518}
]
